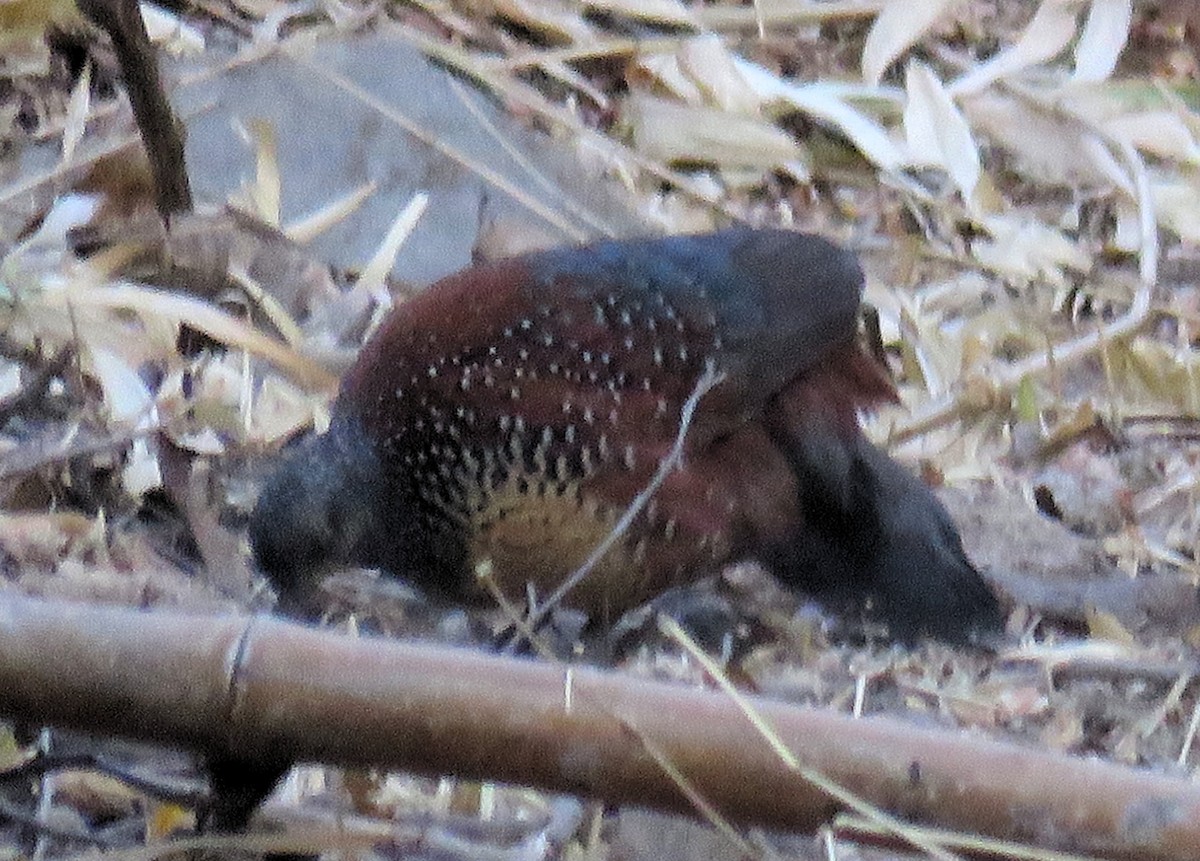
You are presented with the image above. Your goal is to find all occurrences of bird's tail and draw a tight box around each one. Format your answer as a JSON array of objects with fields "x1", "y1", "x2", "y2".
[{"x1": 759, "y1": 348, "x2": 1003, "y2": 644}]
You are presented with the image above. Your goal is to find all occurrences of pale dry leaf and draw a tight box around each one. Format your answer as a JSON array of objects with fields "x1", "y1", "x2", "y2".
[
  {"x1": 354, "y1": 191, "x2": 429, "y2": 310},
  {"x1": 251, "y1": 374, "x2": 319, "y2": 444},
  {"x1": 1102, "y1": 111, "x2": 1200, "y2": 166},
  {"x1": 284, "y1": 180, "x2": 377, "y2": 245},
  {"x1": 736, "y1": 59, "x2": 906, "y2": 170},
  {"x1": 87, "y1": 347, "x2": 163, "y2": 495},
  {"x1": 1111, "y1": 197, "x2": 1141, "y2": 252},
  {"x1": 1119, "y1": 338, "x2": 1200, "y2": 412},
  {"x1": 88, "y1": 347, "x2": 154, "y2": 428},
  {"x1": 972, "y1": 214, "x2": 1092, "y2": 284},
  {"x1": 963, "y1": 91, "x2": 1133, "y2": 193},
  {"x1": 861, "y1": 0, "x2": 962, "y2": 85},
  {"x1": 6, "y1": 194, "x2": 103, "y2": 275},
  {"x1": 157, "y1": 357, "x2": 248, "y2": 451},
  {"x1": 1151, "y1": 175, "x2": 1200, "y2": 243},
  {"x1": 625, "y1": 93, "x2": 804, "y2": 171},
  {"x1": 140, "y1": 2, "x2": 205, "y2": 55},
  {"x1": 949, "y1": 0, "x2": 1082, "y2": 97},
  {"x1": 1086, "y1": 606, "x2": 1136, "y2": 644},
  {"x1": 231, "y1": 119, "x2": 282, "y2": 227},
  {"x1": 677, "y1": 35, "x2": 761, "y2": 115},
  {"x1": 637, "y1": 52, "x2": 706, "y2": 105},
  {"x1": 62, "y1": 61, "x2": 92, "y2": 163},
  {"x1": 903, "y1": 61, "x2": 980, "y2": 201},
  {"x1": 1072, "y1": 0, "x2": 1131, "y2": 82}
]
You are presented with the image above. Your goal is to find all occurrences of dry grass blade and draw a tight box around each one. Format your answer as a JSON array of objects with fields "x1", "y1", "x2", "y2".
[
  {"x1": 284, "y1": 46, "x2": 598, "y2": 242},
  {"x1": 520, "y1": 361, "x2": 725, "y2": 633},
  {"x1": 613, "y1": 718, "x2": 756, "y2": 857},
  {"x1": 392, "y1": 23, "x2": 747, "y2": 220},
  {"x1": 659, "y1": 616, "x2": 965, "y2": 861},
  {"x1": 52, "y1": 285, "x2": 337, "y2": 391}
]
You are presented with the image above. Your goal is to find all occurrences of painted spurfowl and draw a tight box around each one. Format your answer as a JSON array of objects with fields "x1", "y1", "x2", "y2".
[{"x1": 249, "y1": 229, "x2": 1002, "y2": 644}]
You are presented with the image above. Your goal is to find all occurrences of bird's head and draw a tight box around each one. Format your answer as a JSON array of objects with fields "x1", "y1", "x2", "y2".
[{"x1": 248, "y1": 419, "x2": 391, "y2": 617}]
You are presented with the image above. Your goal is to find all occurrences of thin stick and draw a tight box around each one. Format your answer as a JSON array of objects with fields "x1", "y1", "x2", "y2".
[
  {"x1": 519, "y1": 361, "x2": 726, "y2": 636},
  {"x1": 660, "y1": 616, "x2": 965, "y2": 861}
]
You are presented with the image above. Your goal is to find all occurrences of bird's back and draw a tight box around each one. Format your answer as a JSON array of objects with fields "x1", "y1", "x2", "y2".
[{"x1": 336, "y1": 229, "x2": 878, "y2": 613}]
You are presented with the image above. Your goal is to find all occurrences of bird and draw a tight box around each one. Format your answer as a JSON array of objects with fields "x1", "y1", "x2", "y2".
[{"x1": 249, "y1": 228, "x2": 1003, "y2": 644}]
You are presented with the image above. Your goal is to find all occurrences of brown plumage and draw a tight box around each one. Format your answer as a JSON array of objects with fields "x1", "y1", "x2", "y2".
[{"x1": 250, "y1": 229, "x2": 1001, "y2": 643}]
